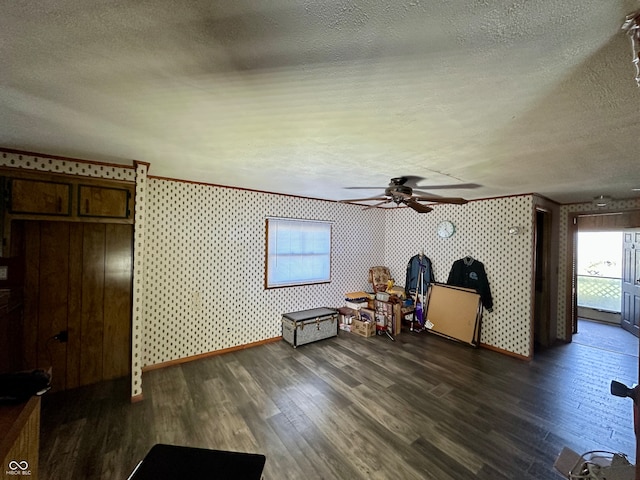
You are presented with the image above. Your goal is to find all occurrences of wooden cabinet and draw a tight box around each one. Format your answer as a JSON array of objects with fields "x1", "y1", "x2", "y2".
[
  {"x1": 0, "y1": 396, "x2": 40, "y2": 480},
  {"x1": 2, "y1": 170, "x2": 135, "y2": 226},
  {"x1": 0, "y1": 168, "x2": 135, "y2": 393},
  {"x1": 78, "y1": 184, "x2": 131, "y2": 218},
  {"x1": 10, "y1": 178, "x2": 72, "y2": 216}
]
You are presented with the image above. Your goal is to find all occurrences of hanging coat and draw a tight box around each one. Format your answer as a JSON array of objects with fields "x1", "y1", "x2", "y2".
[
  {"x1": 405, "y1": 254, "x2": 435, "y2": 297},
  {"x1": 447, "y1": 257, "x2": 493, "y2": 311}
]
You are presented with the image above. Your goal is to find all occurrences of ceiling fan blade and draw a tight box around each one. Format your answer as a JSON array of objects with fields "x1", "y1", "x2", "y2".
[
  {"x1": 405, "y1": 199, "x2": 433, "y2": 213},
  {"x1": 363, "y1": 199, "x2": 392, "y2": 210},
  {"x1": 413, "y1": 183, "x2": 481, "y2": 192},
  {"x1": 340, "y1": 196, "x2": 388, "y2": 203},
  {"x1": 412, "y1": 195, "x2": 468, "y2": 204}
]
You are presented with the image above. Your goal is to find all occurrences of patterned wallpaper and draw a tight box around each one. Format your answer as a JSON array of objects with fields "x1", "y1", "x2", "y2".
[
  {"x1": 3, "y1": 150, "x2": 547, "y2": 397},
  {"x1": 142, "y1": 178, "x2": 386, "y2": 367},
  {"x1": 384, "y1": 195, "x2": 535, "y2": 357}
]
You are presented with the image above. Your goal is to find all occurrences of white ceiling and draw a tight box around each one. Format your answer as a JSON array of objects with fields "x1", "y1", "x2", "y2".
[{"x1": 1, "y1": 1, "x2": 640, "y2": 205}]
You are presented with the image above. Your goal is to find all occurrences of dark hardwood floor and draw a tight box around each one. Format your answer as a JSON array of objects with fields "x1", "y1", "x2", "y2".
[{"x1": 39, "y1": 326, "x2": 639, "y2": 479}]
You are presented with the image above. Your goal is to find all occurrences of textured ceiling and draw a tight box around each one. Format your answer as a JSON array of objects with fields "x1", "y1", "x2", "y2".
[{"x1": 1, "y1": 1, "x2": 640, "y2": 205}]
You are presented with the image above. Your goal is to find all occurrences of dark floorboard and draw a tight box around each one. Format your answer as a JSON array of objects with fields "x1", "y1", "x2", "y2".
[{"x1": 39, "y1": 323, "x2": 639, "y2": 479}]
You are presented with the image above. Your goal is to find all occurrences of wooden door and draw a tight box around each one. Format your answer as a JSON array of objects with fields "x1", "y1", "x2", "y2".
[
  {"x1": 621, "y1": 229, "x2": 640, "y2": 337},
  {"x1": 21, "y1": 221, "x2": 132, "y2": 391}
]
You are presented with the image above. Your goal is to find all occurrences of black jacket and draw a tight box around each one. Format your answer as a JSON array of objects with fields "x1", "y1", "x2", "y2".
[{"x1": 447, "y1": 257, "x2": 493, "y2": 310}]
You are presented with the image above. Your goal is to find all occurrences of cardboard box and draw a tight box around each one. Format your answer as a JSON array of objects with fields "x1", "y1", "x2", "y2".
[
  {"x1": 350, "y1": 318, "x2": 376, "y2": 337},
  {"x1": 358, "y1": 308, "x2": 375, "y2": 324}
]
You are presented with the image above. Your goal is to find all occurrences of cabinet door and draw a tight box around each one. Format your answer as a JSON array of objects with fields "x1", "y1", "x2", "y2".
[
  {"x1": 21, "y1": 221, "x2": 132, "y2": 391},
  {"x1": 78, "y1": 184, "x2": 132, "y2": 219},
  {"x1": 10, "y1": 178, "x2": 71, "y2": 215}
]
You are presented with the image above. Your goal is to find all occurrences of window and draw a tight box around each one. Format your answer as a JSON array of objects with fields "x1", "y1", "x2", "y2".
[{"x1": 265, "y1": 217, "x2": 332, "y2": 288}]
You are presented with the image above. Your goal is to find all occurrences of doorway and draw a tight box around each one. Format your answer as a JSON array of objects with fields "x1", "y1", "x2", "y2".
[
  {"x1": 533, "y1": 207, "x2": 552, "y2": 351},
  {"x1": 576, "y1": 231, "x2": 623, "y2": 324},
  {"x1": 568, "y1": 210, "x2": 640, "y2": 348}
]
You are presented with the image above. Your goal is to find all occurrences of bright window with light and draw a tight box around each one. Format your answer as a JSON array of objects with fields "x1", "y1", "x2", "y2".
[
  {"x1": 577, "y1": 231, "x2": 623, "y2": 312},
  {"x1": 266, "y1": 218, "x2": 332, "y2": 288}
]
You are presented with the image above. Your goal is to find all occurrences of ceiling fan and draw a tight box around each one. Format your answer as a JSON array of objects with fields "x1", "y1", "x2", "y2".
[{"x1": 340, "y1": 176, "x2": 473, "y2": 213}]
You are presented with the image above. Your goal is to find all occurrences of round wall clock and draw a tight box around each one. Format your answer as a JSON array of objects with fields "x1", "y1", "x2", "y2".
[{"x1": 437, "y1": 220, "x2": 455, "y2": 238}]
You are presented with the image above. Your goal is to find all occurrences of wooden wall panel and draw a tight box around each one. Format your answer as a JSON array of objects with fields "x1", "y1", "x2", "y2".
[
  {"x1": 577, "y1": 210, "x2": 640, "y2": 231},
  {"x1": 80, "y1": 224, "x2": 105, "y2": 386},
  {"x1": 103, "y1": 224, "x2": 132, "y2": 380},
  {"x1": 66, "y1": 223, "x2": 84, "y2": 390},
  {"x1": 18, "y1": 219, "x2": 132, "y2": 391},
  {"x1": 37, "y1": 222, "x2": 70, "y2": 391},
  {"x1": 22, "y1": 222, "x2": 40, "y2": 370}
]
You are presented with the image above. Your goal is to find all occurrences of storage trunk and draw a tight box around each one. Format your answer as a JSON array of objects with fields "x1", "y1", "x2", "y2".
[{"x1": 281, "y1": 307, "x2": 338, "y2": 348}]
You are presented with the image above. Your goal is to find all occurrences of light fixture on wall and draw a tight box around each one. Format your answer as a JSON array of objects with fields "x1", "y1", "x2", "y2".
[
  {"x1": 593, "y1": 195, "x2": 612, "y2": 208},
  {"x1": 508, "y1": 226, "x2": 521, "y2": 235}
]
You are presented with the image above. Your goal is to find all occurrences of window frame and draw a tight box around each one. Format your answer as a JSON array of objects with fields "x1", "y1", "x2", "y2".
[{"x1": 265, "y1": 217, "x2": 332, "y2": 289}]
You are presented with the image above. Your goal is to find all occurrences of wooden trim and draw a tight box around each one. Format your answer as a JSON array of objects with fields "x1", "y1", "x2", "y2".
[
  {"x1": 0, "y1": 148, "x2": 136, "y2": 171},
  {"x1": 132, "y1": 160, "x2": 150, "y2": 169},
  {"x1": 563, "y1": 197, "x2": 640, "y2": 207},
  {"x1": 480, "y1": 342, "x2": 531, "y2": 361},
  {"x1": 130, "y1": 393, "x2": 144, "y2": 403},
  {"x1": 532, "y1": 205, "x2": 553, "y2": 352},
  {"x1": 141, "y1": 337, "x2": 282, "y2": 373},
  {"x1": 565, "y1": 212, "x2": 578, "y2": 341},
  {"x1": 529, "y1": 204, "x2": 538, "y2": 358}
]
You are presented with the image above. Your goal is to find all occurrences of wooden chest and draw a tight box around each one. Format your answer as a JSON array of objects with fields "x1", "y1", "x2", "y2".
[{"x1": 281, "y1": 307, "x2": 338, "y2": 348}]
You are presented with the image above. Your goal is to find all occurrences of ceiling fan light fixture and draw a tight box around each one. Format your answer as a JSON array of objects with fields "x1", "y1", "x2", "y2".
[{"x1": 593, "y1": 195, "x2": 611, "y2": 207}]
